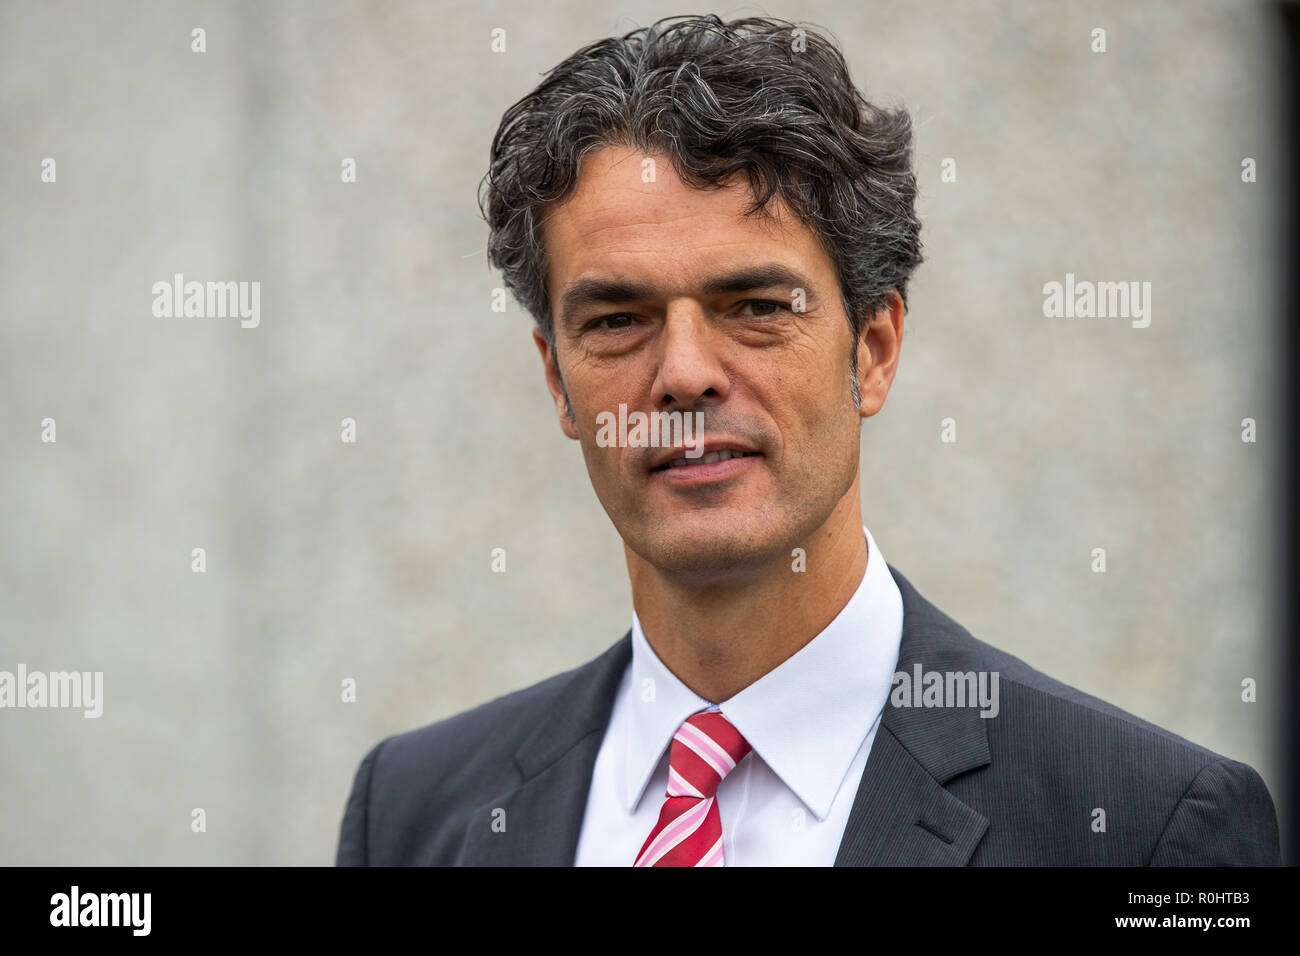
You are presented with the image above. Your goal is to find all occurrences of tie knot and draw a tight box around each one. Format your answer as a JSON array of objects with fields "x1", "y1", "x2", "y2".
[{"x1": 666, "y1": 710, "x2": 752, "y2": 800}]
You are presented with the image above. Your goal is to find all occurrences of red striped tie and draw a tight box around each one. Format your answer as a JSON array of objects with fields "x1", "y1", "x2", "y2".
[{"x1": 634, "y1": 710, "x2": 752, "y2": 867}]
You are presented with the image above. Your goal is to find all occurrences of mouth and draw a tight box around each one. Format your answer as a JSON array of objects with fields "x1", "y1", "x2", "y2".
[
  {"x1": 651, "y1": 448, "x2": 761, "y2": 471},
  {"x1": 647, "y1": 443, "x2": 763, "y2": 486}
]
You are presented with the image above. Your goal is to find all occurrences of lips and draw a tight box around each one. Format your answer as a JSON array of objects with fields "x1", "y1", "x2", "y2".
[
  {"x1": 648, "y1": 442, "x2": 761, "y2": 471},
  {"x1": 658, "y1": 449, "x2": 759, "y2": 469}
]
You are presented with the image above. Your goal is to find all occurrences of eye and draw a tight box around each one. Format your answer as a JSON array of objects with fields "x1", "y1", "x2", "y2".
[
  {"x1": 736, "y1": 299, "x2": 789, "y2": 318},
  {"x1": 587, "y1": 313, "x2": 638, "y2": 332}
]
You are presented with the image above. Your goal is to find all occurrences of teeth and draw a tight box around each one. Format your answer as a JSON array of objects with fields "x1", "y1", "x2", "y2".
[{"x1": 666, "y1": 450, "x2": 752, "y2": 468}]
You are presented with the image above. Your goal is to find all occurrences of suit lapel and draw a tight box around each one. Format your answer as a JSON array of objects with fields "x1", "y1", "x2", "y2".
[
  {"x1": 458, "y1": 634, "x2": 632, "y2": 865},
  {"x1": 834, "y1": 565, "x2": 992, "y2": 865}
]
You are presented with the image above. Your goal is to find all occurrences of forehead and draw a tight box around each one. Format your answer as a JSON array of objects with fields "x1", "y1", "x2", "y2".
[{"x1": 542, "y1": 145, "x2": 828, "y2": 303}]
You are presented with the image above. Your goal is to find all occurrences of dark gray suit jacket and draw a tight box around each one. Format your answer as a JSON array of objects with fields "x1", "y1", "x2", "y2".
[{"x1": 335, "y1": 565, "x2": 1282, "y2": 865}]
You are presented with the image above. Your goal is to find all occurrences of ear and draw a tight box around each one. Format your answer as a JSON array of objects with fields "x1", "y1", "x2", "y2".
[
  {"x1": 856, "y1": 290, "x2": 905, "y2": 419},
  {"x1": 533, "y1": 326, "x2": 580, "y2": 440}
]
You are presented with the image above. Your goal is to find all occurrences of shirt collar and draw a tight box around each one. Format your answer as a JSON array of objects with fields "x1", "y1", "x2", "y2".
[{"x1": 624, "y1": 525, "x2": 904, "y2": 821}]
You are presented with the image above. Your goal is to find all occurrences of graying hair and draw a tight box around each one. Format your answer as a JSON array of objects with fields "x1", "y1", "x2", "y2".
[{"x1": 478, "y1": 14, "x2": 923, "y2": 406}]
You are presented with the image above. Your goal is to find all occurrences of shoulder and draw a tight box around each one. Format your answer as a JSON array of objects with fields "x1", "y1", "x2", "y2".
[
  {"x1": 335, "y1": 636, "x2": 628, "y2": 865},
  {"x1": 370, "y1": 661, "x2": 580, "y2": 783},
  {"x1": 972, "y1": 631, "x2": 1222, "y2": 756},
  {"x1": 892, "y1": 564, "x2": 1241, "y2": 767},
  {"x1": 915, "y1": 588, "x2": 1280, "y2": 864}
]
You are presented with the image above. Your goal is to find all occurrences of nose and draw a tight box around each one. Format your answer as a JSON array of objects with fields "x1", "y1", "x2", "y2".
[{"x1": 650, "y1": 300, "x2": 730, "y2": 412}]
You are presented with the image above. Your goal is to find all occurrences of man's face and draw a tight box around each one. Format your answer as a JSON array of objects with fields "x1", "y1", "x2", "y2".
[{"x1": 537, "y1": 145, "x2": 880, "y2": 583}]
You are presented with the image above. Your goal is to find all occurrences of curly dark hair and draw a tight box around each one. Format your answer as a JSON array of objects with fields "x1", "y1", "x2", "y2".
[{"x1": 479, "y1": 14, "x2": 922, "y2": 386}]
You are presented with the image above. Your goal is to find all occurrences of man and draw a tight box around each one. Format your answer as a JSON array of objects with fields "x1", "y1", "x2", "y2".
[{"x1": 336, "y1": 15, "x2": 1281, "y2": 866}]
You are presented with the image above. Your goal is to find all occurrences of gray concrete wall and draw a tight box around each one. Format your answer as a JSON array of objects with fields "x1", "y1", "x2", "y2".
[{"x1": 0, "y1": 0, "x2": 1287, "y2": 863}]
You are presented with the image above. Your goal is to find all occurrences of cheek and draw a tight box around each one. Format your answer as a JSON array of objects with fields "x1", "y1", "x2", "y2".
[
  {"x1": 767, "y1": 376, "x2": 857, "y2": 468},
  {"x1": 576, "y1": 428, "x2": 627, "y2": 505},
  {"x1": 748, "y1": 337, "x2": 845, "y2": 414},
  {"x1": 571, "y1": 391, "x2": 634, "y2": 481}
]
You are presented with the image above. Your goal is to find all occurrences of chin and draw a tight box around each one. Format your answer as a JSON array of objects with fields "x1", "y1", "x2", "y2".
[{"x1": 628, "y1": 514, "x2": 785, "y2": 582}]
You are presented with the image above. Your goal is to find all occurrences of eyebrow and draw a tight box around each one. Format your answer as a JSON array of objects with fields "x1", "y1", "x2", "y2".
[{"x1": 557, "y1": 264, "x2": 815, "y2": 327}]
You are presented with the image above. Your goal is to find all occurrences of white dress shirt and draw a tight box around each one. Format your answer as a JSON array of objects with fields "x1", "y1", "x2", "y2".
[{"x1": 573, "y1": 525, "x2": 904, "y2": 866}]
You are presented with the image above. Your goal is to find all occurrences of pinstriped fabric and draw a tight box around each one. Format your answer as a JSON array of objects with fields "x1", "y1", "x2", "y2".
[{"x1": 634, "y1": 711, "x2": 751, "y2": 867}]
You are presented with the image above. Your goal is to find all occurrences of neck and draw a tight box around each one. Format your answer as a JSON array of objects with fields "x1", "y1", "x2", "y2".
[{"x1": 626, "y1": 487, "x2": 869, "y2": 702}]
